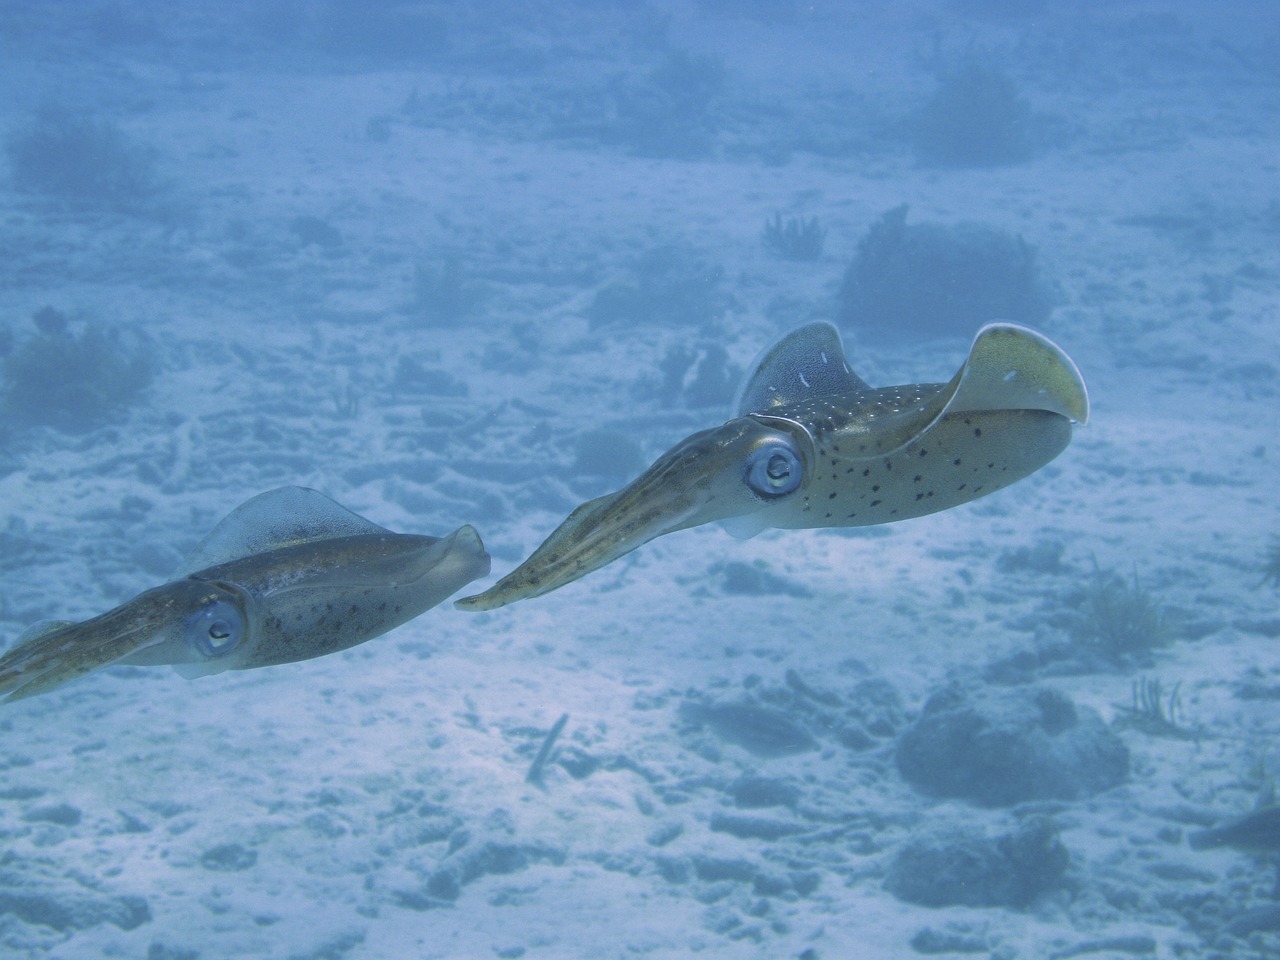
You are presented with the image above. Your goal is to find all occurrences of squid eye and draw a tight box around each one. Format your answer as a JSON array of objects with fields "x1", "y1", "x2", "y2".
[
  {"x1": 744, "y1": 440, "x2": 803, "y2": 498},
  {"x1": 184, "y1": 595, "x2": 245, "y2": 659}
]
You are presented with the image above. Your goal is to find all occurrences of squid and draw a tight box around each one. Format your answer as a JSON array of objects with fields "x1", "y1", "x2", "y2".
[
  {"x1": 0, "y1": 487, "x2": 489, "y2": 703},
  {"x1": 458, "y1": 321, "x2": 1087, "y2": 611}
]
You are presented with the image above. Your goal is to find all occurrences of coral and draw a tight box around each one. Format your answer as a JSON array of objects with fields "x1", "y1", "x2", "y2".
[
  {"x1": 1068, "y1": 565, "x2": 1176, "y2": 662},
  {"x1": 1, "y1": 309, "x2": 153, "y2": 432},
  {"x1": 995, "y1": 539, "x2": 1066, "y2": 575},
  {"x1": 896, "y1": 683, "x2": 1128, "y2": 806},
  {"x1": 586, "y1": 245, "x2": 728, "y2": 331},
  {"x1": 836, "y1": 205, "x2": 1051, "y2": 341},
  {"x1": 885, "y1": 817, "x2": 1067, "y2": 908},
  {"x1": 1113, "y1": 676, "x2": 1196, "y2": 739},
  {"x1": 683, "y1": 344, "x2": 736, "y2": 408},
  {"x1": 911, "y1": 64, "x2": 1034, "y2": 167},
  {"x1": 606, "y1": 51, "x2": 725, "y2": 159},
  {"x1": 6, "y1": 106, "x2": 159, "y2": 209},
  {"x1": 641, "y1": 342, "x2": 739, "y2": 410},
  {"x1": 655, "y1": 344, "x2": 695, "y2": 406},
  {"x1": 762, "y1": 214, "x2": 826, "y2": 262}
]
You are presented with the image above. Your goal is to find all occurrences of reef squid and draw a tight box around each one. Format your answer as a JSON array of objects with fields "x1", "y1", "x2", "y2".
[
  {"x1": 458, "y1": 321, "x2": 1087, "y2": 611},
  {"x1": 0, "y1": 487, "x2": 489, "y2": 703}
]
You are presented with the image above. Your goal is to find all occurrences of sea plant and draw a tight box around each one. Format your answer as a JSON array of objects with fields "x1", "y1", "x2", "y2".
[
  {"x1": 762, "y1": 214, "x2": 826, "y2": 262},
  {"x1": 606, "y1": 50, "x2": 725, "y2": 159},
  {"x1": 911, "y1": 64, "x2": 1034, "y2": 167},
  {"x1": 683, "y1": 345, "x2": 737, "y2": 409},
  {"x1": 6, "y1": 106, "x2": 159, "y2": 210},
  {"x1": 1068, "y1": 564, "x2": 1176, "y2": 663},
  {"x1": 639, "y1": 342, "x2": 739, "y2": 410},
  {"x1": 1113, "y1": 676, "x2": 1196, "y2": 739},
  {"x1": 1, "y1": 308, "x2": 153, "y2": 432},
  {"x1": 586, "y1": 245, "x2": 727, "y2": 331},
  {"x1": 836, "y1": 205, "x2": 1051, "y2": 341},
  {"x1": 654, "y1": 344, "x2": 695, "y2": 406}
]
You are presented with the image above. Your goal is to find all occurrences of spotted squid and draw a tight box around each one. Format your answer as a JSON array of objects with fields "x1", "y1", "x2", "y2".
[
  {"x1": 0, "y1": 486, "x2": 489, "y2": 703},
  {"x1": 458, "y1": 321, "x2": 1087, "y2": 611}
]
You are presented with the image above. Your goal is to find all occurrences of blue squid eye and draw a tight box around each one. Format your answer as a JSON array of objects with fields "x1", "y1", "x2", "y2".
[
  {"x1": 744, "y1": 440, "x2": 803, "y2": 498},
  {"x1": 185, "y1": 595, "x2": 246, "y2": 659}
]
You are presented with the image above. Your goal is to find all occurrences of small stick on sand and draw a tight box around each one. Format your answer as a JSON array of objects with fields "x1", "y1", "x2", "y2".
[{"x1": 526, "y1": 713, "x2": 569, "y2": 789}]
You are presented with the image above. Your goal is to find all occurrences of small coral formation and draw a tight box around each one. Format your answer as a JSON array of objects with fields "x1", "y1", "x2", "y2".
[
  {"x1": 896, "y1": 683, "x2": 1128, "y2": 806},
  {"x1": 2, "y1": 308, "x2": 153, "y2": 432},
  {"x1": 605, "y1": 51, "x2": 726, "y2": 159},
  {"x1": 995, "y1": 538, "x2": 1066, "y2": 575},
  {"x1": 911, "y1": 64, "x2": 1035, "y2": 167},
  {"x1": 1113, "y1": 676, "x2": 1196, "y2": 739},
  {"x1": 762, "y1": 214, "x2": 826, "y2": 262},
  {"x1": 1067, "y1": 565, "x2": 1176, "y2": 663},
  {"x1": 885, "y1": 817, "x2": 1068, "y2": 907},
  {"x1": 684, "y1": 344, "x2": 737, "y2": 408},
  {"x1": 587, "y1": 245, "x2": 728, "y2": 331},
  {"x1": 6, "y1": 106, "x2": 160, "y2": 210},
  {"x1": 644, "y1": 342, "x2": 739, "y2": 410},
  {"x1": 835, "y1": 205, "x2": 1051, "y2": 342}
]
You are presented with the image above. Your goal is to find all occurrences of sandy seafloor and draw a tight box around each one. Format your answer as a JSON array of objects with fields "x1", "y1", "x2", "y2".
[{"x1": 0, "y1": 2, "x2": 1278, "y2": 958}]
